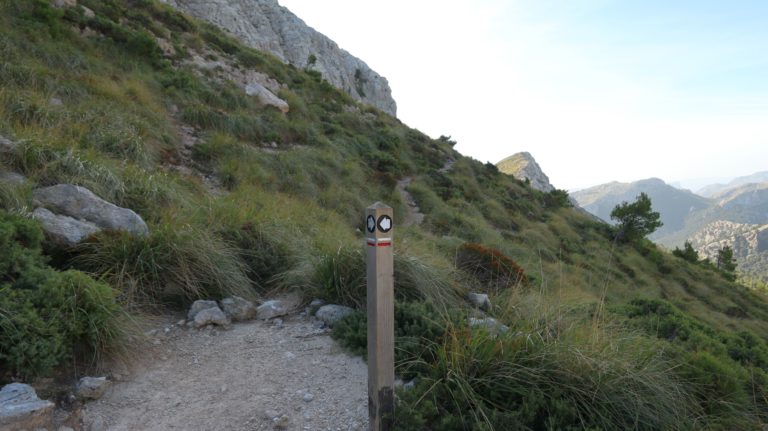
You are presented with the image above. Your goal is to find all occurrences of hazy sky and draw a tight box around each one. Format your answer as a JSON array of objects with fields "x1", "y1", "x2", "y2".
[{"x1": 278, "y1": 0, "x2": 768, "y2": 191}]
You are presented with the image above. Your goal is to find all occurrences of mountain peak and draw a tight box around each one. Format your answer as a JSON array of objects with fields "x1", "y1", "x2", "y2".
[{"x1": 496, "y1": 152, "x2": 554, "y2": 192}]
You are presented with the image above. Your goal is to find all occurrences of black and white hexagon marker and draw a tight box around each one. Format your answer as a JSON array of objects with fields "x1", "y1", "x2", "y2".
[
  {"x1": 377, "y1": 215, "x2": 392, "y2": 233},
  {"x1": 367, "y1": 215, "x2": 376, "y2": 233}
]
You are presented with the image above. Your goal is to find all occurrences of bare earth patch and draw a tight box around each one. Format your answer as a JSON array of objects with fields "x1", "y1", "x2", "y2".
[{"x1": 83, "y1": 315, "x2": 368, "y2": 431}]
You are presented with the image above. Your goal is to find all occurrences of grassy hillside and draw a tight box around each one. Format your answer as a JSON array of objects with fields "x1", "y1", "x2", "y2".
[{"x1": 4, "y1": 1, "x2": 768, "y2": 429}]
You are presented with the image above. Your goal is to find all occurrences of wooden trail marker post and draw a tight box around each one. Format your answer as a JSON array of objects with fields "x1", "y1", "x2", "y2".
[{"x1": 365, "y1": 202, "x2": 394, "y2": 430}]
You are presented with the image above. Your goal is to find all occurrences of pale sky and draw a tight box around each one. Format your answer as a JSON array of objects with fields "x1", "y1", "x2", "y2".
[{"x1": 278, "y1": 0, "x2": 768, "y2": 191}]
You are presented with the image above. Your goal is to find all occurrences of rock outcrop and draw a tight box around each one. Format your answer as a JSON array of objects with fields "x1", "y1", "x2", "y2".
[
  {"x1": 164, "y1": 0, "x2": 397, "y2": 116},
  {"x1": 689, "y1": 220, "x2": 768, "y2": 259},
  {"x1": 314, "y1": 304, "x2": 354, "y2": 327},
  {"x1": 219, "y1": 296, "x2": 257, "y2": 321},
  {"x1": 32, "y1": 207, "x2": 101, "y2": 246},
  {"x1": 76, "y1": 376, "x2": 110, "y2": 401},
  {"x1": 496, "y1": 152, "x2": 555, "y2": 192},
  {"x1": 0, "y1": 383, "x2": 55, "y2": 431},
  {"x1": 32, "y1": 184, "x2": 149, "y2": 243}
]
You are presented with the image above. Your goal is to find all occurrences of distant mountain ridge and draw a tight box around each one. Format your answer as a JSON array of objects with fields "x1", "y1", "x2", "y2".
[
  {"x1": 698, "y1": 171, "x2": 768, "y2": 197},
  {"x1": 570, "y1": 178, "x2": 711, "y2": 240},
  {"x1": 573, "y1": 174, "x2": 768, "y2": 280}
]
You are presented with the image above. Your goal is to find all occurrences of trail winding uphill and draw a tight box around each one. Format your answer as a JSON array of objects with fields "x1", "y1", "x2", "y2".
[{"x1": 82, "y1": 314, "x2": 368, "y2": 431}]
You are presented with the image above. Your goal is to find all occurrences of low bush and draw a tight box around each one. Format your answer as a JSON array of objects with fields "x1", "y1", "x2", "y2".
[
  {"x1": 0, "y1": 211, "x2": 125, "y2": 380},
  {"x1": 332, "y1": 300, "x2": 452, "y2": 380},
  {"x1": 456, "y1": 243, "x2": 527, "y2": 294},
  {"x1": 394, "y1": 315, "x2": 698, "y2": 430}
]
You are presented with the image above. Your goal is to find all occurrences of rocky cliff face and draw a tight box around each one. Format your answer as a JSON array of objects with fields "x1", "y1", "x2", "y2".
[
  {"x1": 164, "y1": 0, "x2": 397, "y2": 116},
  {"x1": 689, "y1": 220, "x2": 768, "y2": 259},
  {"x1": 688, "y1": 220, "x2": 768, "y2": 281},
  {"x1": 496, "y1": 152, "x2": 554, "y2": 192}
]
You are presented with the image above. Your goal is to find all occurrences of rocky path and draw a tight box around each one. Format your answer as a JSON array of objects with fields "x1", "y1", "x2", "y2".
[
  {"x1": 83, "y1": 314, "x2": 368, "y2": 431},
  {"x1": 395, "y1": 177, "x2": 425, "y2": 228}
]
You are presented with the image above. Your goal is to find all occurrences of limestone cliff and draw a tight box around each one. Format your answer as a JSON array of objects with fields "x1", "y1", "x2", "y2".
[{"x1": 163, "y1": 0, "x2": 397, "y2": 116}]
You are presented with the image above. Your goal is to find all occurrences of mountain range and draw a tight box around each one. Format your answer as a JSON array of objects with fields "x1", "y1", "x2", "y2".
[{"x1": 570, "y1": 170, "x2": 768, "y2": 281}]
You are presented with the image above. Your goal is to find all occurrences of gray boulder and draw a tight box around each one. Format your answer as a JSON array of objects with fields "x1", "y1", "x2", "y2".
[
  {"x1": 193, "y1": 306, "x2": 231, "y2": 328},
  {"x1": 32, "y1": 207, "x2": 101, "y2": 246},
  {"x1": 0, "y1": 134, "x2": 16, "y2": 152},
  {"x1": 469, "y1": 317, "x2": 509, "y2": 336},
  {"x1": 187, "y1": 300, "x2": 219, "y2": 321},
  {"x1": 0, "y1": 383, "x2": 55, "y2": 431},
  {"x1": 0, "y1": 171, "x2": 26, "y2": 185},
  {"x1": 315, "y1": 304, "x2": 354, "y2": 327},
  {"x1": 245, "y1": 81, "x2": 289, "y2": 113},
  {"x1": 75, "y1": 376, "x2": 110, "y2": 400},
  {"x1": 219, "y1": 296, "x2": 257, "y2": 322},
  {"x1": 256, "y1": 300, "x2": 289, "y2": 320},
  {"x1": 33, "y1": 184, "x2": 149, "y2": 236},
  {"x1": 467, "y1": 293, "x2": 491, "y2": 312}
]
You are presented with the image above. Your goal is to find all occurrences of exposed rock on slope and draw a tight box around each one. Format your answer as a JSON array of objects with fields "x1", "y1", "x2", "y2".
[
  {"x1": 688, "y1": 220, "x2": 768, "y2": 281},
  {"x1": 164, "y1": 0, "x2": 397, "y2": 116},
  {"x1": 496, "y1": 152, "x2": 555, "y2": 192}
]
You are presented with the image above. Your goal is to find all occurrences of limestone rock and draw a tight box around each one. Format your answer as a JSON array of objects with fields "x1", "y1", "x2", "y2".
[
  {"x1": 53, "y1": 0, "x2": 77, "y2": 8},
  {"x1": 187, "y1": 300, "x2": 219, "y2": 321},
  {"x1": 165, "y1": 0, "x2": 397, "y2": 116},
  {"x1": 219, "y1": 296, "x2": 257, "y2": 321},
  {"x1": 0, "y1": 134, "x2": 17, "y2": 152},
  {"x1": 0, "y1": 171, "x2": 26, "y2": 185},
  {"x1": 76, "y1": 377, "x2": 110, "y2": 400},
  {"x1": 156, "y1": 37, "x2": 176, "y2": 57},
  {"x1": 193, "y1": 307, "x2": 231, "y2": 328},
  {"x1": 0, "y1": 383, "x2": 55, "y2": 431},
  {"x1": 245, "y1": 81, "x2": 289, "y2": 113},
  {"x1": 496, "y1": 152, "x2": 555, "y2": 192},
  {"x1": 315, "y1": 304, "x2": 354, "y2": 327},
  {"x1": 256, "y1": 299, "x2": 288, "y2": 320},
  {"x1": 32, "y1": 207, "x2": 101, "y2": 246},
  {"x1": 33, "y1": 184, "x2": 149, "y2": 236},
  {"x1": 469, "y1": 317, "x2": 509, "y2": 336},
  {"x1": 467, "y1": 293, "x2": 491, "y2": 312}
]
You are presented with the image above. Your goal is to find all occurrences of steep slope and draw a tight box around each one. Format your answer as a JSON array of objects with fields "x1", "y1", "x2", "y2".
[
  {"x1": 164, "y1": 0, "x2": 397, "y2": 116},
  {"x1": 496, "y1": 151, "x2": 555, "y2": 192},
  {"x1": 4, "y1": 1, "x2": 768, "y2": 428},
  {"x1": 571, "y1": 178, "x2": 712, "y2": 239}
]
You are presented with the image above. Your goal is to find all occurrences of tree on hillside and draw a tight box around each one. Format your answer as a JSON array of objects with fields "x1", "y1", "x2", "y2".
[
  {"x1": 610, "y1": 192, "x2": 663, "y2": 243},
  {"x1": 673, "y1": 241, "x2": 700, "y2": 263},
  {"x1": 716, "y1": 245, "x2": 737, "y2": 273}
]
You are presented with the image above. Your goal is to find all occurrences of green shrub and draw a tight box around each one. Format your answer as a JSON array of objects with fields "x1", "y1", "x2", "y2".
[
  {"x1": 332, "y1": 300, "x2": 451, "y2": 380},
  {"x1": 0, "y1": 211, "x2": 125, "y2": 380},
  {"x1": 394, "y1": 316, "x2": 697, "y2": 430}
]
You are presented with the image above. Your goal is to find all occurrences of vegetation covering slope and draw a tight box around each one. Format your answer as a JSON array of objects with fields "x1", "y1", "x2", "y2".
[{"x1": 4, "y1": 1, "x2": 768, "y2": 429}]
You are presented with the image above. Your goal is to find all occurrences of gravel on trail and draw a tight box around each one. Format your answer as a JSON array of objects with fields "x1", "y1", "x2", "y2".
[{"x1": 83, "y1": 314, "x2": 369, "y2": 431}]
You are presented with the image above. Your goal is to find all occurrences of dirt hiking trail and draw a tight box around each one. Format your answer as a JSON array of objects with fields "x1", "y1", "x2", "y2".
[{"x1": 83, "y1": 314, "x2": 368, "y2": 431}]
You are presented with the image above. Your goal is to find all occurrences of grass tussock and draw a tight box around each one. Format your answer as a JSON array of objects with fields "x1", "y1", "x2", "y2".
[
  {"x1": 395, "y1": 296, "x2": 700, "y2": 430},
  {"x1": 73, "y1": 226, "x2": 253, "y2": 304}
]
